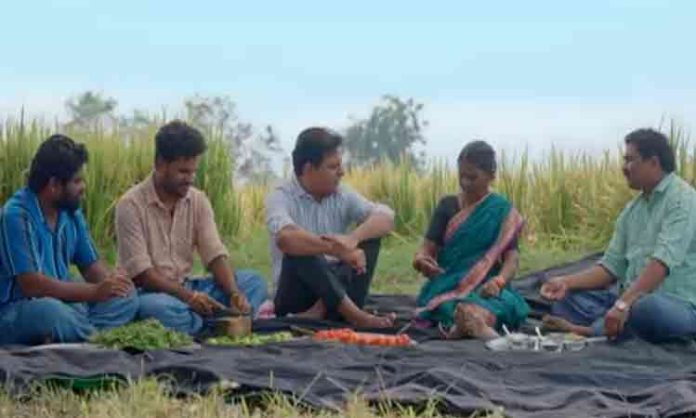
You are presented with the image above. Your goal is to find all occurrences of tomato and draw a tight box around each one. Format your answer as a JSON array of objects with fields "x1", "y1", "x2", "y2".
[{"x1": 397, "y1": 334, "x2": 411, "y2": 346}]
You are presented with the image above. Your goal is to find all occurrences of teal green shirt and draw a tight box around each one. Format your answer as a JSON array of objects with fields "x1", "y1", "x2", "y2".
[{"x1": 600, "y1": 173, "x2": 696, "y2": 305}]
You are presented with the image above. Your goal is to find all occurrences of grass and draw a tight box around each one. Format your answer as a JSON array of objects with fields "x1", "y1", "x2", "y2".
[{"x1": 0, "y1": 377, "x2": 505, "y2": 418}]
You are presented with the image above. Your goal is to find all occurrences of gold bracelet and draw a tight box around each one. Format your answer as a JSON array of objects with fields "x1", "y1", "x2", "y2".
[{"x1": 493, "y1": 276, "x2": 507, "y2": 289}]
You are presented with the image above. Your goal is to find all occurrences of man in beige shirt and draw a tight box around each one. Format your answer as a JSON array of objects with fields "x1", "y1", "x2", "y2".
[{"x1": 115, "y1": 121, "x2": 268, "y2": 335}]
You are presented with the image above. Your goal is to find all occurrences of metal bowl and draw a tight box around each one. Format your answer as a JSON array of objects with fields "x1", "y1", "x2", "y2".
[
  {"x1": 213, "y1": 316, "x2": 252, "y2": 337},
  {"x1": 540, "y1": 339, "x2": 562, "y2": 352},
  {"x1": 508, "y1": 333, "x2": 533, "y2": 350},
  {"x1": 563, "y1": 339, "x2": 586, "y2": 352}
]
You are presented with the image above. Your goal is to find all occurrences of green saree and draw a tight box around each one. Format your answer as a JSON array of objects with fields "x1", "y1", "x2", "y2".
[{"x1": 416, "y1": 193, "x2": 529, "y2": 329}]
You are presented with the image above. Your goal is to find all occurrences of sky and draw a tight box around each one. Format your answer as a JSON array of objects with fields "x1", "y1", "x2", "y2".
[{"x1": 1, "y1": 0, "x2": 695, "y2": 160}]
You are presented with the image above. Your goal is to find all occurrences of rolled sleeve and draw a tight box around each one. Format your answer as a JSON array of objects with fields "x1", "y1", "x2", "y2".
[
  {"x1": 652, "y1": 197, "x2": 696, "y2": 272},
  {"x1": 0, "y1": 208, "x2": 40, "y2": 276},
  {"x1": 71, "y1": 210, "x2": 100, "y2": 268},
  {"x1": 344, "y1": 187, "x2": 394, "y2": 225},
  {"x1": 598, "y1": 209, "x2": 628, "y2": 281},
  {"x1": 195, "y1": 195, "x2": 229, "y2": 267},
  {"x1": 265, "y1": 189, "x2": 296, "y2": 237},
  {"x1": 115, "y1": 199, "x2": 153, "y2": 279}
]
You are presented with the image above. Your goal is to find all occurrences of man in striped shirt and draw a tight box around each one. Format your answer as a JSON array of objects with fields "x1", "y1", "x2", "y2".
[
  {"x1": 266, "y1": 127, "x2": 396, "y2": 328},
  {"x1": 0, "y1": 135, "x2": 138, "y2": 345}
]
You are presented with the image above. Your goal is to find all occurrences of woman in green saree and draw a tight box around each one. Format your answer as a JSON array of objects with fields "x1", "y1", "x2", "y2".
[{"x1": 413, "y1": 141, "x2": 529, "y2": 340}]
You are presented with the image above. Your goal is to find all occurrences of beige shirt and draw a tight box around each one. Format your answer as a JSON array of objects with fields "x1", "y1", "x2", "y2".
[{"x1": 115, "y1": 174, "x2": 228, "y2": 283}]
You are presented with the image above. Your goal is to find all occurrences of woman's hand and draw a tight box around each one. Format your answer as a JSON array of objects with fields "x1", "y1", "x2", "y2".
[
  {"x1": 413, "y1": 254, "x2": 445, "y2": 278},
  {"x1": 480, "y1": 276, "x2": 505, "y2": 298}
]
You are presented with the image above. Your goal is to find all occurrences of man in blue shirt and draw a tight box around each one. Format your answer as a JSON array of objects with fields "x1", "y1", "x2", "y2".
[{"x1": 0, "y1": 135, "x2": 138, "y2": 345}]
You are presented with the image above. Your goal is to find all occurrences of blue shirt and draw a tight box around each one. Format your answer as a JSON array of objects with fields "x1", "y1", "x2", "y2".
[{"x1": 0, "y1": 188, "x2": 99, "y2": 305}]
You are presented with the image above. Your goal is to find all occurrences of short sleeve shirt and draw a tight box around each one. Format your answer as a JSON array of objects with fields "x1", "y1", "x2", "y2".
[
  {"x1": 0, "y1": 188, "x2": 99, "y2": 305},
  {"x1": 115, "y1": 174, "x2": 229, "y2": 283},
  {"x1": 265, "y1": 177, "x2": 394, "y2": 285}
]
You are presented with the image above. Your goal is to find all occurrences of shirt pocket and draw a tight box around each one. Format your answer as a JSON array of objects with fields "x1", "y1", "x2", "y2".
[{"x1": 173, "y1": 214, "x2": 194, "y2": 259}]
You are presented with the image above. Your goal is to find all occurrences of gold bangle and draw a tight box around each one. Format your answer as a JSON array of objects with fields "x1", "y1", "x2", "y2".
[{"x1": 493, "y1": 276, "x2": 507, "y2": 288}]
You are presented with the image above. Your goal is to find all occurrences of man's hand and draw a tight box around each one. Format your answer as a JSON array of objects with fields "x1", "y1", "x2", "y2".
[
  {"x1": 230, "y1": 291, "x2": 251, "y2": 314},
  {"x1": 321, "y1": 234, "x2": 359, "y2": 255},
  {"x1": 413, "y1": 254, "x2": 444, "y2": 278},
  {"x1": 93, "y1": 274, "x2": 133, "y2": 302},
  {"x1": 540, "y1": 276, "x2": 569, "y2": 301},
  {"x1": 111, "y1": 268, "x2": 134, "y2": 292},
  {"x1": 603, "y1": 307, "x2": 629, "y2": 339},
  {"x1": 187, "y1": 291, "x2": 225, "y2": 317},
  {"x1": 322, "y1": 234, "x2": 365, "y2": 274},
  {"x1": 341, "y1": 248, "x2": 367, "y2": 275}
]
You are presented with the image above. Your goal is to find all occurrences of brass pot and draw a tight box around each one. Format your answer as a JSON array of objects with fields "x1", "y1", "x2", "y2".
[{"x1": 214, "y1": 316, "x2": 252, "y2": 338}]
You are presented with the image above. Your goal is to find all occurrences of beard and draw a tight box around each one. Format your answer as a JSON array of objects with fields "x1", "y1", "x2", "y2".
[
  {"x1": 163, "y1": 180, "x2": 191, "y2": 198},
  {"x1": 57, "y1": 194, "x2": 81, "y2": 212}
]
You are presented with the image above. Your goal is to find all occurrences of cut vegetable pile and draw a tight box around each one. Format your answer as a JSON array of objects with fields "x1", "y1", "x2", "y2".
[
  {"x1": 90, "y1": 319, "x2": 193, "y2": 350},
  {"x1": 314, "y1": 328, "x2": 413, "y2": 347},
  {"x1": 206, "y1": 332, "x2": 294, "y2": 346}
]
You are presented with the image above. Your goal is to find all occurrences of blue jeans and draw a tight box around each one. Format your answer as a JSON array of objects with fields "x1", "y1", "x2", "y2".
[
  {"x1": 554, "y1": 290, "x2": 696, "y2": 342},
  {"x1": 137, "y1": 270, "x2": 268, "y2": 335},
  {"x1": 551, "y1": 287, "x2": 618, "y2": 326},
  {"x1": 0, "y1": 292, "x2": 139, "y2": 345}
]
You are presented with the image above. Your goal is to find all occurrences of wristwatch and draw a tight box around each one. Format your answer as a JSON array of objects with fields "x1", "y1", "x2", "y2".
[{"x1": 613, "y1": 300, "x2": 629, "y2": 312}]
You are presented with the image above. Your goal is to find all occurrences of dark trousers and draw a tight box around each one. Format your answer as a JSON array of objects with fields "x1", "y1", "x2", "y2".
[{"x1": 274, "y1": 239, "x2": 381, "y2": 320}]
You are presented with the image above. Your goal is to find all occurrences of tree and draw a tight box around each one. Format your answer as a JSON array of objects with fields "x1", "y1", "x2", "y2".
[
  {"x1": 344, "y1": 95, "x2": 427, "y2": 168},
  {"x1": 65, "y1": 91, "x2": 118, "y2": 129},
  {"x1": 184, "y1": 95, "x2": 282, "y2": 182},
  {"x1": 119, "y1": 109, "x2": 155, "y2": 130}
]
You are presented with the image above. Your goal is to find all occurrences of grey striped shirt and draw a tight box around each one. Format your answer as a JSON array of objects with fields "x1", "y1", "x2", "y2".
[{"x1": 265, "y1": 176, "x2": 394, "y2": 286}]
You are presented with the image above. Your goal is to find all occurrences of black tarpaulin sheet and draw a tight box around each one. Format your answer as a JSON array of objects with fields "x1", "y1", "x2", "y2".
[{"x1": 3, "y1": 253, "x2": 696, "y2": 417}]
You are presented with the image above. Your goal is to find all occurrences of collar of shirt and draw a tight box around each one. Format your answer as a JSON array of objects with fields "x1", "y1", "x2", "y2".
[
  {"x1": 641, "y1": 172, "x2": 675, "y2": 202},
  {"x1": 20, "y1": 187, "x2": 69, "y2": 232},
  {"x1": 289, "y1": 175, "x2": 343, "y2": 202},
  {"x1": 144, "y1": 173, "x2": 191, "y2": 210}
]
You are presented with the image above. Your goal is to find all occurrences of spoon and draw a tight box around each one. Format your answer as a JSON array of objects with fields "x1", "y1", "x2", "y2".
[{"x1": 535, "y1": 326, "x2": 545, "y2": 340}]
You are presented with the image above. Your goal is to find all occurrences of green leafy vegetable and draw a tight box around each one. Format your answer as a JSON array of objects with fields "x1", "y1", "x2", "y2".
[{"x1": 90, "y1": 319, "x2": 193, "y2": 350}]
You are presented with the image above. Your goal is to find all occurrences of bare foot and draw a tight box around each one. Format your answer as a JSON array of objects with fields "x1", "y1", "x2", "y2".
[
  {"x1": 293, "y1": 300, "x2": 326, "y2": 320},
  {"x1": 350, "y1": 312, "x2": 396, "y2": 329},
  {"x1": 446, "y1": 304, "x2": 469, "y2": 339},
  {"x1": 337, "y1": 295, "x2": 396, "y2": 328},
  {"x1": 293, "y1": 310, "x2": 324, "y2": 320},
  {"x1": 542, "y1": 315, "x2": 577, "y2": 332},
  {"x1": 542, "y1": 315, "x2": 593, "y2": 337},
  {"x1": 450, "y1": 303, "x2": 499, "y2": 340},
  {"x1": 461, "y1": 313, "x2": 499, "y2": 341}
]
